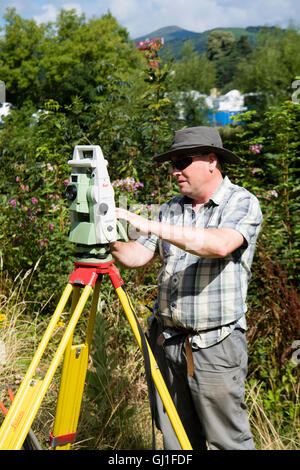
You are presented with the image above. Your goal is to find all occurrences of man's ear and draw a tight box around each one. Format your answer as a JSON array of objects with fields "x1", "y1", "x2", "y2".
[{"x1": 207, "y1": 152, "x2": 218, "y2": 171}]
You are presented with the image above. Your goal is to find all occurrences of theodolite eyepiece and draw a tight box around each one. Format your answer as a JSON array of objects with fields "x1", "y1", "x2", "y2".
[{"x1": 65, "y1": 185, "x2": 77, "y2": 202}]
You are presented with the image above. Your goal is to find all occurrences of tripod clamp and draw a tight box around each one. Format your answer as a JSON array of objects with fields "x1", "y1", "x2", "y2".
[{"x1": 68, "y1": 260, "x2": 122, "y2": 288}]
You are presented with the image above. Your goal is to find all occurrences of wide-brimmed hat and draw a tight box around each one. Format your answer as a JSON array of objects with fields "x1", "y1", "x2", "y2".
[{"x1": 154, "y1": 126, "x2": 241, "y2": 164}]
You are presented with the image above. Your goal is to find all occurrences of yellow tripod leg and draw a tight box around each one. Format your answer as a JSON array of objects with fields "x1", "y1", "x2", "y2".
[
  {"x1": 50, "y1": 341, "x2": 89, "y2": 450},
  {"x1": 51, "y1": 282, "x2": 101, "y2": 450},
  {"x1": 114, "y1": 285, "x2": 192, "y2": 450},
  {"x1": 0, "y1": 283, "x2": 93, "y2": 450}
]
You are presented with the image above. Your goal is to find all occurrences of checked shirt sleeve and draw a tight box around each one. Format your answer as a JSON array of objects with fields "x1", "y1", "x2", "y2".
[
  {"x1": 136, "y1": 233, "x2": 159, "y2": 252},
  {"x1": 218, "y1": 190, "x2": 263, "y2": 246}
]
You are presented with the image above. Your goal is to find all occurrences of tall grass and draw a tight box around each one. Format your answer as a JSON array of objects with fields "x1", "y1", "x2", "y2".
[
  {"x1": 0, "y1": 267, "x2": 44, "y2": 389},
  {"x1": 246, "y1": 380, "x2": 299, "y2": 450},
  {"x1": 0, "y1": 273, "x2": 298, "y2": 450}
]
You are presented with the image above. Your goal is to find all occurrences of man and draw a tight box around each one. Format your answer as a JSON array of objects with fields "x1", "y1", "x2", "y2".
[{"x1": 110, "y1": 126, "x2": 262, "y2": 450}]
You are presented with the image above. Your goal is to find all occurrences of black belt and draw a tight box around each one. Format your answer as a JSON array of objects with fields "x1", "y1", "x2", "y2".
[{"x1": 160, "y1": 323, "x2": 195, "y2": 377}]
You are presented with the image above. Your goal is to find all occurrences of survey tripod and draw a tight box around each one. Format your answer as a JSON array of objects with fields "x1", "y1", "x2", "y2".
[
  {"x1": 0, "y1": 145, "x2": 192, "y2": 450},
  {"x1": 0, "y1": 258, "x2": 192, "y2": 450}
]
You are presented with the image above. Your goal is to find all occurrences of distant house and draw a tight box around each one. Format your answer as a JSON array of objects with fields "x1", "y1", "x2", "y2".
[
  {"x1": 178, "y1": 89, "x2": 247, "y2": 126},
  {"x1": 206, "y1": 89, "x2": 247, "y2": 126}
]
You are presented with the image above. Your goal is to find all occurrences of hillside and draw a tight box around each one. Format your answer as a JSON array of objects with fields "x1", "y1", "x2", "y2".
[{"x1": 134, "y1": 25, "x2": 275, "y2": 59}]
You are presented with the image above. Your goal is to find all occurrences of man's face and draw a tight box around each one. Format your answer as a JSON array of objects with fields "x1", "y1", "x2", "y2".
[{"x1": 170, "y1": 155, "x2": 214, "y2": 198}]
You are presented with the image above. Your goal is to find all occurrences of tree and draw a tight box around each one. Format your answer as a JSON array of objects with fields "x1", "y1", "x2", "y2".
[
  {"x1": 172, "y1": 41, "x2": 216, "y2": 94},
  {"x1": 0, "y1": 8, "x2": 45, "y2": 106},
  {"x1": 0, "y1": 8, "x2": 143, "y2": 109},
  {"x1": 233, "y1": 27, "x2": 300, "y2": 112},
  {"x1": 206, "y1": 30, "x2": 235, "y2": 61},
  {"x1": 206, "y1": 32, "x2": 253, "y2": 90},
  {"x1": 236, "y1": 35, "x2": 253, "y2": 56},
  {"x1": 39, "y1": 11, "x2": 141, "y2": 106}
]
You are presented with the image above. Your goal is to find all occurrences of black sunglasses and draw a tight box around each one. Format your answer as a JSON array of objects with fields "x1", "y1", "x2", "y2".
[{"x1": 170, "y1": 157, "x2": 194, "y2": 171}]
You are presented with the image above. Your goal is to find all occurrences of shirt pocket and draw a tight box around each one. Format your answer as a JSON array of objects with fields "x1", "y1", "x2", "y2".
[{"x1": 159, "y1": 241, "x2": 186, "y2": 278}]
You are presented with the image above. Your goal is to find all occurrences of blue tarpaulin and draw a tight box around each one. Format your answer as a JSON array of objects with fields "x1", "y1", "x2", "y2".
[{"x1": 206, "y1": 110, "x2": 245, "y2": 126}]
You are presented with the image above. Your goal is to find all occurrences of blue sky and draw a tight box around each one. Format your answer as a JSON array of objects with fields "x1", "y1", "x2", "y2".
[{"x1": 0, "y1": 0, "x2": 299, "y2": 39}]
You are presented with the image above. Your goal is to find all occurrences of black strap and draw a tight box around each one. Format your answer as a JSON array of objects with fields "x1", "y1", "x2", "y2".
[{"x1": 121, "y1": 286, "x2": 157, "y2": 450}]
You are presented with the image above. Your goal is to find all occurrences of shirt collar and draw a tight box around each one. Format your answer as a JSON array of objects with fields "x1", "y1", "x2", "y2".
[
  {"x1": 180, "y1": 176, "x2": 232, "y2": 207},
  {"x1": 209, "y1": 175, "x2": 232, "y2": 206}
]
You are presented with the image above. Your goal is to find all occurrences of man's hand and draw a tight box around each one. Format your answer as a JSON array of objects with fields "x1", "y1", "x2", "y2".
[{"x1": 115, "y1": 208, "x2": 151, "y2": 235}]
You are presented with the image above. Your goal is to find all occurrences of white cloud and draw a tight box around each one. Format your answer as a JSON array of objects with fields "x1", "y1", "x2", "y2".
[
  {"x1": 1, "y1": 0, "x2": 299, "y2": 37},
  {"x1": 107, "y1": 0, "x2": 299, "y2": 37},
  {"x1": 33, "y1": 4, "x2": 58, "y2": 24},
  {"x1": 62, "y1": 3, "x2": 82, "y2": 15},
  {"x1": 33, "y1": 2, "x2": 83, "y2": 24}
]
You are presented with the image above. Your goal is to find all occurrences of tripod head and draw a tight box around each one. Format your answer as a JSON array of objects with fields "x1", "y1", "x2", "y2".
[{"x1": 66, "y1": 145, "x2": 126, "y2": 263}]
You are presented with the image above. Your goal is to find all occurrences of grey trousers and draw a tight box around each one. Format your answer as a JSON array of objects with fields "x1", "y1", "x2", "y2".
[{"x1": 148, "y1": 319, "x2": 255, "y2": 450}]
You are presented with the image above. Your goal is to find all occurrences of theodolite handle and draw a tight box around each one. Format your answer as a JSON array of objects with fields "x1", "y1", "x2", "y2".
[{"x1": 70, "y1": 145, "x2": 105, "y2": 165}]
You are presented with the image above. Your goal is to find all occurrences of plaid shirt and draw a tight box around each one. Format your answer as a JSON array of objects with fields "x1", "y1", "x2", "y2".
[{"x1": 137, "y1": 176, "x2": 262, "y2": 348}]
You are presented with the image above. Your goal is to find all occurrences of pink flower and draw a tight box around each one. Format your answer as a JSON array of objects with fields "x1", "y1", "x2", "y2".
[
  {"x1": 149, "y1": 61, "x2": 159, "y2": 67},
  {"x1": 249, "y1": 144, "x2": 262, "y2": 155},
  {"x1": 38, "y1": 238, "x2": 49, "y2": 247},
  {"x1": 10, "y1": 199, "x2": 17, "y2": 207},
  {"x1": 31, "y1": 197, "x2": 38, "y2": 204},
  {"x1": 49, "y1": 224, "x2": 54, "y2": 230}
]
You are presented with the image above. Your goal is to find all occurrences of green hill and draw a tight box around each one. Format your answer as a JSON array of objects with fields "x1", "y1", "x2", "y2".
[
  {"x1": 135, "y1": 25, "x2": 199, "y2": 42},
  {"x1": 134, "y1": 25, "x2": 275, "y2": 59}
]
